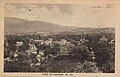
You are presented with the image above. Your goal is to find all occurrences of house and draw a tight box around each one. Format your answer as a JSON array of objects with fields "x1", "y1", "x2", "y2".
[
  {"x1": 16, "y1": 41, "x2": 23, "y2": 47},
  {"x1": 26, "y1": 43, "x2": 37, "y2": 55},
  {"x1": 34, "y1": 40, "x2": 42, "y2": 42},
  {"x1": 99, "y1": 35, "x2": 108, "y2": 43},
  {"x1": 52, "y1": 41, "x2": 60, "y2": 45},
  {"x1": 60, "y1": 39, "x2": 67, "y2": 45},
  {"x1": 60, "y1": 46, "x2": 69, "y2": 55},
  {"x1": 44, "y1": 38, "x2": 53, "y2": 45},
  {"x1": 109, "y1": 39, "x2": 115, "y2": 44},
  {"x1": 36, "y1": 52, "x2": 44, "y2": 62}
]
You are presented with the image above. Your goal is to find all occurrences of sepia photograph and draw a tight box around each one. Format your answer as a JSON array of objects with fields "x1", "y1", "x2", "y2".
[{"x1": 4, "y1": 3, "x2": 115, "y2": 73}]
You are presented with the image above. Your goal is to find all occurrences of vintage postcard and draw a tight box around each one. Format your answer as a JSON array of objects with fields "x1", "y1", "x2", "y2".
[{"x1": 0, "y1": 0, "x2": 120, "y2": 77}]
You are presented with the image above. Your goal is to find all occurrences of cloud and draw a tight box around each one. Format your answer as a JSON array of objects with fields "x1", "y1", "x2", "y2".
[
  {"x1": 5, "y1": 4, "x2": 115, "y2": 27},
  {"x1": 5, "y1": 4, "x2": 72, "y2": 25},
  {"x1": 71, "y1": 5, "x2": 116, "y2": 27}
]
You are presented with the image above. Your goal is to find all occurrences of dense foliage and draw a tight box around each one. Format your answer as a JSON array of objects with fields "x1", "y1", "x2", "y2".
[{"x1": 4, "y1": 32, "x2": 115, "y2": 73}]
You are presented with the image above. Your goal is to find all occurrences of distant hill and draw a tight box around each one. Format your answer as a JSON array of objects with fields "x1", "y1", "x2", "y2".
[
  {"x1": 5, "y1": 17, "x2": 115, "y2": 35},
  {"x1": 71, "y1": 27, "x2": 115, "y2": 34},
  {"x1": 4, "y1": 17, "x2": 76, "y2": 34}
]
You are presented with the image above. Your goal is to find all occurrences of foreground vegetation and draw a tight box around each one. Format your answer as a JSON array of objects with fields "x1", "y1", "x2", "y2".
[{"x1": 4, "y1": 32, "x2": 115, "y2": 73}]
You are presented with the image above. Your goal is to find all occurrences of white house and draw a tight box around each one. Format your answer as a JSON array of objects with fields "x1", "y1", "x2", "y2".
[
  {"x1": 16, "y1": 41, "x2": 23, "y2": 47},
  {"x1": 60, "y1": 39, "x2": 67, "y2": 45},
  {"x1": 99, "y1": 36, "x2": 108, "y2": 43}
]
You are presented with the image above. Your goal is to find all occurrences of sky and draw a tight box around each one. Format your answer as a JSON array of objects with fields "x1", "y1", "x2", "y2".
[{"x1": 5, "y1": 3, "x2": 116, "y2": 27}]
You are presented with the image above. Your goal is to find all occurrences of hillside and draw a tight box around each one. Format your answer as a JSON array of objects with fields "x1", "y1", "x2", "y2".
[
  {"x1": 5, "y1": 17, "x2": 115, "y2": 34},
  {"x1": 5, "y1": 17, "x2": 76, "y2": 33},
  {"x1": 72, "y1": 27, "x2": 115, "y2": 34}
]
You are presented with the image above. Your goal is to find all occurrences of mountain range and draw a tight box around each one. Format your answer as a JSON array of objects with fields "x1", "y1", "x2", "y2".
[
  {"x1": 5, "y1": 17, "x2": 115, "y2": 34},
  {"x1": 5, "y1": 17, "x2": 76, "y2": 33}
]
